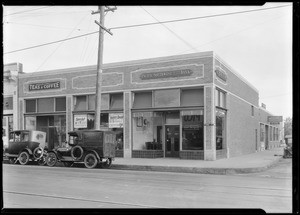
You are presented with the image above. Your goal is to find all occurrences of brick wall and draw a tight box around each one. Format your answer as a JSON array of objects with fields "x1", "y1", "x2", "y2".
[{"x1": 226, "y1": 94, "x2": 259, "y2": 157}]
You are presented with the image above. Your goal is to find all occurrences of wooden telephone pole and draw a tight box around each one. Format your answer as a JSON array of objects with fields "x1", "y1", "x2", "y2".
[{"x1": 92, "y1": 6, "x2": 116, "y2": 130}]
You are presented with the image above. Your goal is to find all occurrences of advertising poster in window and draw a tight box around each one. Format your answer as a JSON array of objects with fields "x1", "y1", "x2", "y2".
[
  {"x1": 109, "y1": 113, "x2": 124, "y2": 128},
  {"x1": 74, "y1": 114, "x2": 87, "y2": 128}
]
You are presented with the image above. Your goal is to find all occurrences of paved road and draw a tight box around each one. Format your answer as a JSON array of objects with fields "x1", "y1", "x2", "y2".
[{"x1": 2, "y1": 159, "x2": 292, "y2": 212}]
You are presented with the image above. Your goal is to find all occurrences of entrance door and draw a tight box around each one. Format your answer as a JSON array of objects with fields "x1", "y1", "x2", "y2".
[{"x1": 165, "y1": 125, "x2": 179, "y2": 157}]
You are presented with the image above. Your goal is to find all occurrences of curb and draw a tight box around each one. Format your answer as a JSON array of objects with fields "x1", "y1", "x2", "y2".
[
  {"x1": 3, "y1": 156, "x2": 283, "y2": 175},
  {"x1": 111, "y1": 157, "x2": 283, "y2": 175}
]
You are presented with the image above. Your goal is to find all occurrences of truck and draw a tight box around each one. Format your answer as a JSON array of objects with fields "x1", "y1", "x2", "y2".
[{"x1": 45, "y1": 130, "x2": 116, "y2": 169}]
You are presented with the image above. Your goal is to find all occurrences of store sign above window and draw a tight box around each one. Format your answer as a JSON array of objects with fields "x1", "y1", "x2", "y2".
[
  {"x1": 215, "y1": 69, "x2": 227, "y2": 82},
  {"x1": 140, "y1": 69, "x2": 193, "y2": 80},
  {"x1": 29, "y1": 81, "x2": 60, "y2": 91},
  {"x1": 268, "y1": 116, "x2": 283, "y2": 124}
]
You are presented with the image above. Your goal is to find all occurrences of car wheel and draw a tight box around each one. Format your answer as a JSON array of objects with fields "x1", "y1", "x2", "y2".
[
  {"x1": 46, "y1": 152, "x2": 57, "y2": 167},
  {"x1": 84, "y1": 153, "x2": 98, "y2": 169},
  {"x1": 18, "y1": 151, "x2": 30, "y2": 165},
  {"x1": 8, "y1": 158, "x2": 16, "y2": 164},
  {"x1": 101, "y1": 158, "x2": 112, "y2": 169},
  {"x1": 37, "y1": 155, "x2": 47, "y2": 166}
]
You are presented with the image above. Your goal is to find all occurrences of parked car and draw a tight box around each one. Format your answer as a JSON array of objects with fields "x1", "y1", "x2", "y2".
[
  {"x1": 46, "y1": 130, "x2": 116, "y2": 169},
  {"x1": 4, "y1": 130, "x2": 47, "y2": 165}
]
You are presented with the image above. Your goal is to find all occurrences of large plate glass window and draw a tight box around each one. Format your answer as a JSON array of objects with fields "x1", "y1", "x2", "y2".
[
  {"x1": 181, "y1": 110, "x2": 204, "y2": 150},
  {"x1": 216, "y1": 109, "x2": 226, "y2": 150}
]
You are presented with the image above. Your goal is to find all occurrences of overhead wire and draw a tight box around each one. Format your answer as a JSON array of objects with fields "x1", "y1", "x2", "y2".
[
  {"x1": 34, "y1": 13, "x2": 90, "y2": 72},
  {"x1": 4, "y1": 4, "x2": 292, "y2": 55},
  {"x1": 140, "y1": 6, "x2": 198, "y2": 52},
  {"x1": 3, "y1": 6, "x2": 53, "y2": 17}
]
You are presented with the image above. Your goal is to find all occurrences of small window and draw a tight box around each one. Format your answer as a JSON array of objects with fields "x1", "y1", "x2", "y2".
[
  {"x1": 38, "y1": 98, "x2": 54, "y2": 113},
  {"x1": 56, "y1": 97, "x2": 66, "y2": 112},
  {"x1": 88, "y1": 95, "x2": 95, "y2": 110},
  {"x1": 26, "y1": 99, "x2": 37, "y2": 113},
  {"x1": 110, "y1": 93, "x2": 123, "y2": 110},
  {"x1": 251, "y1": 105, "x2": 254, "y2": 116},
  {"x1": 133, "y1": 92, "x2": 152, "y2": 108},
  {"x1": 74, "y1": 96, "x2": 87, "y2": 111},
  {"x1": 215, "y1": 88, "x2": 226, "y2": 108}
]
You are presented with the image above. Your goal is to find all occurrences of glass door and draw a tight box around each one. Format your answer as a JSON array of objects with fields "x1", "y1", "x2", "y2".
[{"x1": 165, "y1": 125, "x2": 179, "y2": 157}]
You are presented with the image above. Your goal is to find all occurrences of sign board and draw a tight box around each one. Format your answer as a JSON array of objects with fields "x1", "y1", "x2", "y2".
[
  {"x1": 268, "y1": 116, "x2": 283, "y2": 124},
  {"x1": 29, "y1": 81, "x2": 60, "y2": 91},
  {"x1": 109, "y1": 113, "x2": 124, "y2": 128},
  {"x1": 140, "y1": 69, "x2": 193, "y2": 80},
  {"x1": 74, "y1": 114, "x2": 87, "y2": 128},
  {"x1": 215, "y1": 69, "x2": 227, "y2": 82}
]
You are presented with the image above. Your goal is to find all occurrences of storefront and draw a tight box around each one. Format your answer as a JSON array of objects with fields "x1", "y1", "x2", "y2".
[{"x1": 14, "y1": 51, "x2": 283, "y2": 160}]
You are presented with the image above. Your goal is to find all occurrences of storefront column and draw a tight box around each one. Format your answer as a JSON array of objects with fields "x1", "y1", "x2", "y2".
[
  {"x1": 123, "y1": 91, "x2": 132, "y2": 158},
  {"x1": 19, "y1": 99, "x2": 24, "y2": 130},
  {"x1": 204, "y1": 86, "x2": 216, "y2": 161},
  {"x1": 66, "y1": 95, "x2": 72, "y2": 134}
]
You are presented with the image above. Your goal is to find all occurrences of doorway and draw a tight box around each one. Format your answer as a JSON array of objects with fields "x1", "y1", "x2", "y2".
[
  {"x1": 165, "y1": 125, "x2": 179, "y2": 157},
  {"x1": 265, "y1": 125, "x2": 269, "y2": 150}
]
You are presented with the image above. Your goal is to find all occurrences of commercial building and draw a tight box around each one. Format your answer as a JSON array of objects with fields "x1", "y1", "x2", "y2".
[
  {"x1": 4, "y1": 51, "x2": 284, "y2": 160},
  {"x1": 3, "y1": 63, "x2": 23, "y2": 148}
]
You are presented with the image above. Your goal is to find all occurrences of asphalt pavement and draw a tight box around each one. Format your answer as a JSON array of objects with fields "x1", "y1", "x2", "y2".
[{"x1": 3, "y1": 146, "x2": 287, "y2": 175}]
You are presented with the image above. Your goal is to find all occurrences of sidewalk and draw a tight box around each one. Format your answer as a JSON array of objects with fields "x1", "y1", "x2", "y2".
[{"x1": 111, "y1": 147, "x2": 285, "y2": 175}]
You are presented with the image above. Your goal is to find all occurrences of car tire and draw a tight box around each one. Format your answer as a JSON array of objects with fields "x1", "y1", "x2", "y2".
[
  {"x1": 18, "y1": 151, "x2": 30, "y2": 165},
  {"x1": 8, "y1": 158, "x2": 16, "y2": 164},
  {"x1": 84, "y1": 153, "x2": 98, "y2": 169},
  {"x1": 46, "y1": 152, "x2": 57, "y2": 167},
  {"x1": 101, "y1": 158, "x2": 112, "y2": 169},
  {"x1": 71, "y1": 146, "x2": 84, "y2": 160}
]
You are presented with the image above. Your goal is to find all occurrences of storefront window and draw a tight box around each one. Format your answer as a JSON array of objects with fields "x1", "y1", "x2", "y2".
[
  {"x1": 216, "y1": 109, "x2": 226, "y2": 150},
  {"x1": 182, "y1": 110, "x2": 204, "y2": 150},
  {"x1": 25, "y1": 116, "x2": 36, "y2": 130},
  {"x1": 132, "y1": 112, "x2": 155, "y2": 150}
]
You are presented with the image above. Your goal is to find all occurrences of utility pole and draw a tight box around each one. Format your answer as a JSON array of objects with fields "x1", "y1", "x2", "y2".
[{"x1": 92, "y1": 6, "x2": 116, "y2": 130}]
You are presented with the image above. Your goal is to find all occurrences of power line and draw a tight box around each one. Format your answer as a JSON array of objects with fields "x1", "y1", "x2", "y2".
[
  {"x1": 140, "y1": 6, "x2": 198, "y2": 52},
  {"x1": 3, "y1": 6, "x2": 53, "y2": 17},
  {"x1": 4, "y1": 4, "x2": 292, "y2": 55}
]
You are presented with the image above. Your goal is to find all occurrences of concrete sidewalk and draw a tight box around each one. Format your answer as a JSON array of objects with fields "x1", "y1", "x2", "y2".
[{"x1": 111, "y1": 147, "x2": 285, "y2": 175}]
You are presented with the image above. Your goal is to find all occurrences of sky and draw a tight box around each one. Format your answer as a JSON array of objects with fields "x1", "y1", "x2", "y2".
[{"x1": 3, "y1": 3, "x2": 293, "y2": 119}]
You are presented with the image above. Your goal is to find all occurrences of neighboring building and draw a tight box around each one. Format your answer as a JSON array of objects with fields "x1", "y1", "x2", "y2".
[
  {"x1": 3, "y1": 63, "x2": 23, "y2": 148},
  {"x1": 9, "y1": 51, "x2": 283, "y2": 160}
]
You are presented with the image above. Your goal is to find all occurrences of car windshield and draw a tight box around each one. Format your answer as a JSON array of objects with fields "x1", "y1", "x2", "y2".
[{"x1": 68, "y1": 134, "x2": 79, "y2": 145}]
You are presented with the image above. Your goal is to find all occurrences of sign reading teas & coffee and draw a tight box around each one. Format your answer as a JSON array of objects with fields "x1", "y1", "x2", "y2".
[{"x1": 29, "y1": 81, "x2": 60, "y2": 91}]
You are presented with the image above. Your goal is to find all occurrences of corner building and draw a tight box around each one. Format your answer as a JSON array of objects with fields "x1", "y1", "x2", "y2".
[{"x1": 16, "y1": 51, "x2": 282, "y2": 160}]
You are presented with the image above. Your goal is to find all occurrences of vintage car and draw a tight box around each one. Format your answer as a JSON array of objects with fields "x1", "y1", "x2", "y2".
[
  {"x1": 4, "y1": 130, "x2": 47, "y2": 165},
  {"x1": 46, "y1": 130, "x2": 116, "y2": 169}
]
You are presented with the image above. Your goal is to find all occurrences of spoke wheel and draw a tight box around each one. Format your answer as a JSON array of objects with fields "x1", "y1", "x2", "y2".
[
  {"x1": 84, "y1": 153, "x2": 98, "y2": 169},
  {"x1": 18, "y1": 151, "x2": 30, "y2": 165},
  {"x1": 46, "y1": 152, "x2": 57, "y2": 167},
  {"x1": 101, "y1": 158, "x2": 112, "y2": 169},
  {"x1": 8, "y1": 158, "x2": 16, "y2": 164}
]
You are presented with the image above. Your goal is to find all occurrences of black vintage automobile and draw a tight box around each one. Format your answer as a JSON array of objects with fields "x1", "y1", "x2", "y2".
[
  {"x1": 46, "y1": 130, "x2": 116, "y2": 169},
  {"x1": 4, "y1": 130, "x2": 47, "y2": 165}
]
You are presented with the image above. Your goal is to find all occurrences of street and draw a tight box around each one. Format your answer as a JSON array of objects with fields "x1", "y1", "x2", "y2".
[{"x1": 2, "y1": 159, "x2": 292, "y2": 213}]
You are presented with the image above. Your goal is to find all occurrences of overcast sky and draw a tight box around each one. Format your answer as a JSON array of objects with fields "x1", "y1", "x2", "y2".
[{"x1": 3, "y1": 3, "x2": 293, "y2": 119}]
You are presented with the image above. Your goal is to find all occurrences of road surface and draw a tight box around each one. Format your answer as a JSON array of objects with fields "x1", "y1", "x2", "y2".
[{"x1": 2, "y1": 159, "x2": 292, "y2": 212}]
